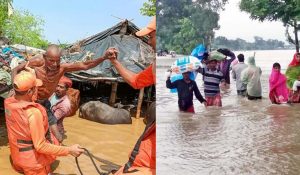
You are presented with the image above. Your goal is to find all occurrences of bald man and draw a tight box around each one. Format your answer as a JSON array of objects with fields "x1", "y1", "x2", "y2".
[
  {"x1": 13, "y1": 44, "x2": 115, "y2": 100},
  {"x1": 12, "y1": 44, "x2": 116, "y2": 142}
]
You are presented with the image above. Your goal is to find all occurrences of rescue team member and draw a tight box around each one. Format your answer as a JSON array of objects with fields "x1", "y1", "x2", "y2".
[
  {"x1": 112, "y1": 16, "x2": 156, "y2": 175},
  {"x1": 5, "y1": 70, "x2": 84, "y2": 175},
  {"x1": 12, "y1": 45, "x2": 117, "y2": 142},
  {"x1": 108, "y1": 16, "x2": 156, "y2": 89}
]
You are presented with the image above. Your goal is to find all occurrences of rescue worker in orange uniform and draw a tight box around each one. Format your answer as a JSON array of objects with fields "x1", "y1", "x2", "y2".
[
  {"x1": 5, "y1": 70, "x2": 84, "y2": 175},
  {"x1": 112, "y1": 16, "x2": 156, "y2": 175}
]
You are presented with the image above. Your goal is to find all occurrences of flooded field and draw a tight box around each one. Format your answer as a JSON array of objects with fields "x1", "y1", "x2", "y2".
[
  {"x1": 0, "y1": 111, "x2": 144, "y2": 175},
  {"x1": 157, "y1": 50, "x2": 300, "y2": 175}
]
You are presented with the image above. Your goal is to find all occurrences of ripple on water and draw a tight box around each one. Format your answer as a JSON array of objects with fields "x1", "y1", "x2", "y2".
[{"x1": 157, "y1": 67, "x2": 300, "y2": 175}]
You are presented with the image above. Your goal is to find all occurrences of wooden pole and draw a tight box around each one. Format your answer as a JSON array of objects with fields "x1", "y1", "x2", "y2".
[
  {"x1": 109, "y1": 82, "x2": 118, "y2": 106},
  {"x1": 136, "y1": 88, "x2": 144, "y2": 119}
]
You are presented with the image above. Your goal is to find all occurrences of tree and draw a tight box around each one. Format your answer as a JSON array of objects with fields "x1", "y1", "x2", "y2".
[
  {"x1": 140, "y1": 0, "x2": 156, "y2": 16},
  {"x1": 0, "y1": 0, "x2": 12, "y2": 36},
  {"x1": 172, "y1": 18, "x2": 199, "y2": 54},
  {"x1": 212, "y1": 36, "x2": 228, "y2": 48},
  {"x1": 157, "y1": 0, "x2": 227, "y2": 54},
  {"x1": 240, "y1": 0, "x2": 300, "y2": 52},
  {"x1": 254, "y1": 36, "x2": 265, "y2": 49},
  {"x1": 3, "y1": 10, "x2": 48, "y2": 48},
  {"x1": 213, "y1": 36, "x2": 287, "y2": 50}
]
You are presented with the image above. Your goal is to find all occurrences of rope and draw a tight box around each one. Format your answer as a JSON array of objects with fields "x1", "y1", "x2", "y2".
[{"x1": 75, "y1": 148, "x2": 109, "y2": 175}]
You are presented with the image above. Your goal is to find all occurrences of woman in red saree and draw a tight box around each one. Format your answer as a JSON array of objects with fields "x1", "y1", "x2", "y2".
[{"x1": 269, "y1": 63, "x2": 289, "y2": 104}]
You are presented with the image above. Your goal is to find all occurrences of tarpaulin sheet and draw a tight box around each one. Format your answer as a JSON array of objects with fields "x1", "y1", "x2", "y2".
[{"x1": 62, "y1": 21, "x2": 154, "y2": 80}]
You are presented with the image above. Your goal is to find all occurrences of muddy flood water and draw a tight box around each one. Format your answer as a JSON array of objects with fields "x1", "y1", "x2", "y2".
[
  {"x1": 157, "y1": 50, "x2": 300, "y2": 175},
  {"x1": 0, "y1": 111, "x2": 145, "y2": 175}
]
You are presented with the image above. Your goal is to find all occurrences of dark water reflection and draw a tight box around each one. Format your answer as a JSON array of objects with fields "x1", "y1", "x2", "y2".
[{"x1": 157, "y1": 66, "x2": 300, "y2": 175}]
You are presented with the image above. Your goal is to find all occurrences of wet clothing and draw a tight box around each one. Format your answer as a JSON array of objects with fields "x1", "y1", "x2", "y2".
[
  {"x1": 166, "y1": 78, "x2": 205, "y2": 112},
  {"x1": 232, "y1": 62, "x2": 248, "y2": 94},
  {"x1": 184, "y1": 105, "x2": 195, "y2": 113},
  {"x1": 4, "y1": 97, "x2": 69, "y2": 174},
  {"x1": 219, "y1": 56, "x2": 235, "y2": 84},
  {"x1": 247, "y1": 94, "x2": 262, "y2": 100},
  {"x1": 237, "y1": 89, "x2": 247, "y2": 96},
  {"x1": 241, "y1": 57, "x2": 262, "y2": 98},
  {"x1": 130, "y1": 64, "x2": 155, "y2": 89},
  {"x1": 269, "y1": 68, "x2": 289, "y2": 104},
  {"x1": 205, "y1": 93, "x2": 222, "y2": 106},
  {"x1": 49, "y1": 94, "x2": 71, "y2": 134},
  {"x1": 197, "y1": 68, "x2": 224, "y2": 97},
  {"x1": 286, "y1": 53, "x2": 300, "y2": 88},
  {"x1": 289, "y1": 89, "x2": 300, "y2": 103}
]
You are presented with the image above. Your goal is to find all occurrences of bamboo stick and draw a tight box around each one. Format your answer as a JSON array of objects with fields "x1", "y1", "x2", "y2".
[{"x1": 136, "y1": 88, "x2": 144, "y2": 119}]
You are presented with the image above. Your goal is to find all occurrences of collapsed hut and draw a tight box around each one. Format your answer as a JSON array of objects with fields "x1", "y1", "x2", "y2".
[
  {"x1": 0, "y1": 42, "x2": 45, "y2": 110},
  {"x1": 0, "y1": 42, "x2": 45, "y2": 97},
  {"x1": 62, "y1": 20, "x2": 155, "y2": 118}
]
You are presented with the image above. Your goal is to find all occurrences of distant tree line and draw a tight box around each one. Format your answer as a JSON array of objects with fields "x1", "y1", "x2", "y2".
[
  {"x1": 212, "y1": 36, "x2": 293, "y2": 51},
  {"x1": 157, "y1": 0, "x2": 228, "y2": 55},
  {"x1": 239, "y1": 0, "x2": 300, "y2": 52}
]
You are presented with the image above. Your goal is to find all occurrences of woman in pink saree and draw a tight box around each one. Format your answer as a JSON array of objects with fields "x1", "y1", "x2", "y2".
[{"x1": 269, "y1": 63, "x2": 289, "y2": 104}]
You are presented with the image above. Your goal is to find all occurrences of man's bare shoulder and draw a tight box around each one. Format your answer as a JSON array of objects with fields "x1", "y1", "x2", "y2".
[{"x1": 28, "y1": 54, "x2": 45, "y2": 66}]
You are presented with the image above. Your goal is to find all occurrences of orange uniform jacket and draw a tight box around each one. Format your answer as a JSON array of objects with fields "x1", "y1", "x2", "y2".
[
  {"x1": 122, "y1": 64, "x2": 156, "y2": 174},
  {"x1": 131, "y1": 124, "x2": 156, "y2": 169},
  {"x1": 129, "y1": 65, "x2": 155, "y2": 89},
  {"x1": 115, "y1": 124, "x2": 156, "y2": 175},
  {"x1": 115, "y1": 64, "x2": 156, "y2": 175},
  {"x1": 5, "y1": 97, "x2": 69, "y2": 171}
]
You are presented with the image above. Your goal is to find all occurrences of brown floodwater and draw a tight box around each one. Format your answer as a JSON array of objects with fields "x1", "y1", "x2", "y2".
[
  {"x1": 157, "y1": 50, "x2": 300, "y2": 175},
  {"x1": 0, "y1": 111, "x2": 145, "y2": 175}
]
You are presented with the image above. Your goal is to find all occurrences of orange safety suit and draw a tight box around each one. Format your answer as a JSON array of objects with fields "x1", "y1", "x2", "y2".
[
  {"x1": 5, "y1": 97, "x2": 70, "y2": 175},
  {"x1": 115, "y1": 123, "x2": 156, "y2": 175},
  {"x1": 116, "y1": 63, "x2": 156, "y2": 174},
  {"x1": 129, "y1": 64, "x2": 155, "y2": 89}
]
